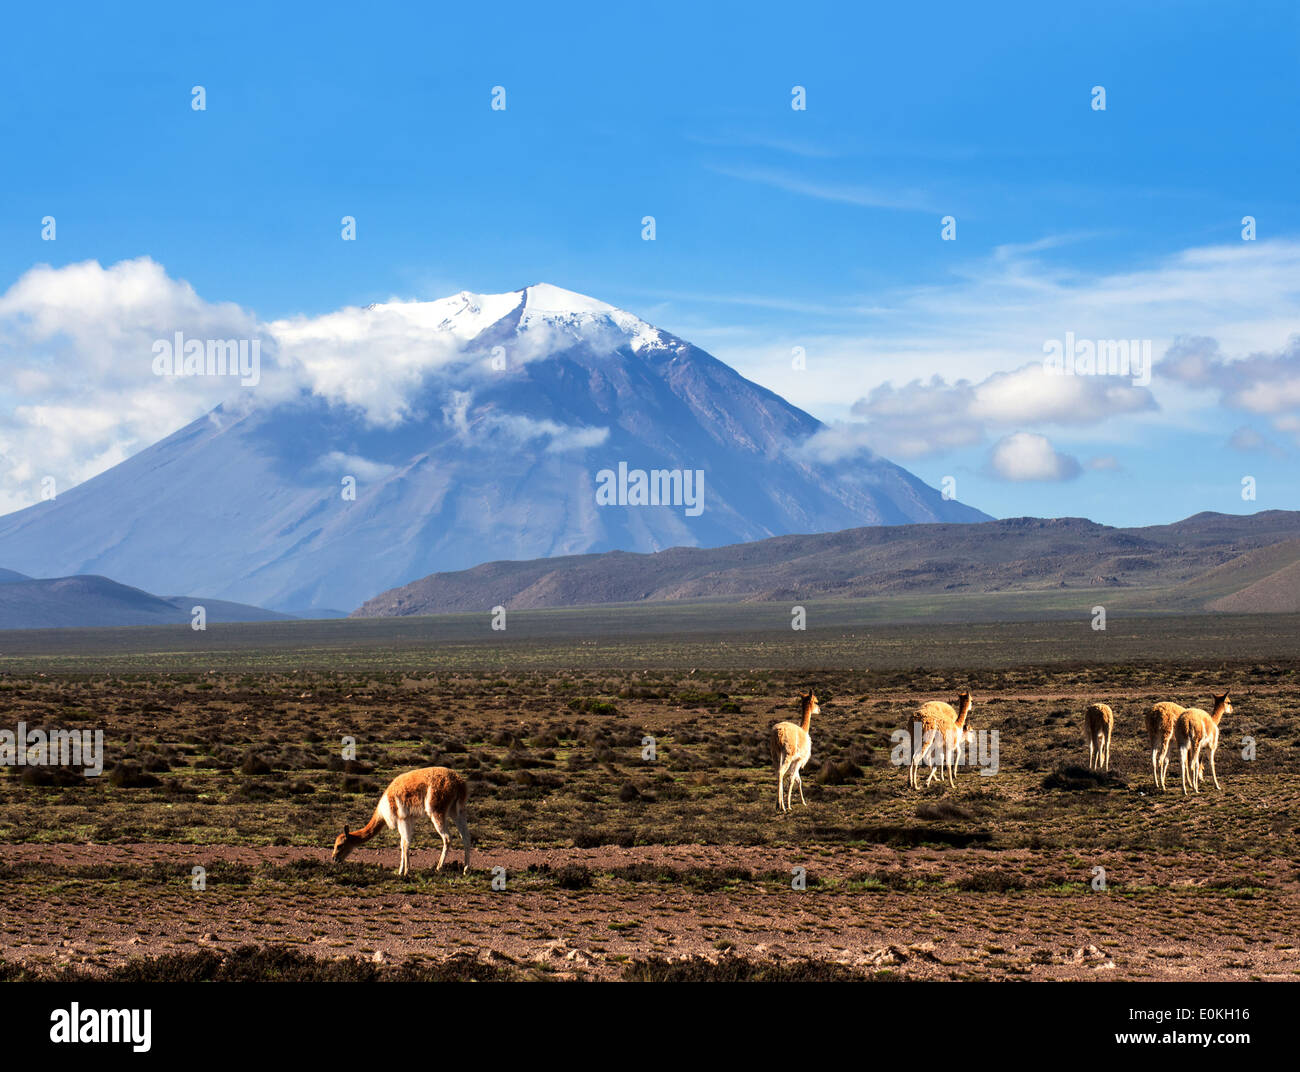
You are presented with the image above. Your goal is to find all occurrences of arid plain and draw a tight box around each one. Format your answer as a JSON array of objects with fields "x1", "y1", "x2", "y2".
[{"x1": 1, "y1": 606, "x2": 1296, "y2": 981}]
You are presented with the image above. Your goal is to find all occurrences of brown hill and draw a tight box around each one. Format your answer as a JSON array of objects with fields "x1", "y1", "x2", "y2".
[
  {"x1": 352, "y1": 510, "x2": 1300, "y2": 618},
  {"x1": 1206, "y1": 540, "x2": 1300, "y2": 613}
]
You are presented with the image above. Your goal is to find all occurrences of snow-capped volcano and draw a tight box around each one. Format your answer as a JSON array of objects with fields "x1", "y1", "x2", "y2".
[
  {"x1": 357, "y1": 283, "x2": 666, "y2": 349},
  {"x1": 0, "y1": 283, "x2": 989, "y2": 613}
]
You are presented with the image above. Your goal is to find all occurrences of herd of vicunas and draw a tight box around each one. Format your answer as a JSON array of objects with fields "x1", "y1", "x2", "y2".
[
  {"x1": 329, "y1": 688, "x2": 1233, "y2": 876},
  {"x1": 768, "y1": 689, "x2": 1234, "y2": 810}
]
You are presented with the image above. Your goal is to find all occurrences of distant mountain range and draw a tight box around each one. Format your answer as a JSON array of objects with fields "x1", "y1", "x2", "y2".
[
  {"x1": 0, "y1": 284, "x2": 987, "y2": 614},
  {"x1": 353, "y1": 510, "x2": 1300, "y2": 617},
  {"x1": 0, "y1": 570, "x2": 293, "y2": 630}
]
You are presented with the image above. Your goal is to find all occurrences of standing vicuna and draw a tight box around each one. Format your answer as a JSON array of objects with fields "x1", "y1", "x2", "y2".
[
  {"x1": 770, "y1": 691, "x2": 818, "y2": 812},
  {"x1": 332, "y1": 767, "x2": 472, "y2": 876},
  {"x1": 1175, "y1": 692, "x2": 1232, "y2": 795},
  {"x1": 1145, "y1": 701, "x2": 1185, "y2": 791},
  {"x1": 1084, "y1": 703, "x2": 1113, "y2": 771},
  {"x1": 909, "y1": 691, "x2": 973, "y2": 790}
]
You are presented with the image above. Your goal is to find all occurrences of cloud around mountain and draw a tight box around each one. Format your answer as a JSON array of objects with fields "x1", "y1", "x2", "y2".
[
  {"x1": 0, "y1": 263, "x2": 656, "y2": 514},
  {"x1": 0, "y1": 264, "x2": 987, "y2": 612}
]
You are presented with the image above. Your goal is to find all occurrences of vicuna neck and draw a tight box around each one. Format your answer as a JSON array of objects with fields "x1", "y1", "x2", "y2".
[
  {"x1": 1211, "y1": 697, "x2": 1229, "y2": 723},
  {"x1": 800, "y1": 700, "x2": 814, "y2": 733},
  {"x1": 956, "y1": 697, "x2": 972, "y2": 727},
  {"x1": 350, "y1": 808, "x2": 386, "y2": 842}
]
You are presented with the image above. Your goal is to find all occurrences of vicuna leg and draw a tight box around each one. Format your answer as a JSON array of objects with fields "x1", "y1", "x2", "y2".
[
  {"x1": 1178, "y1": 743, "x2": 1192, "y2": 796},
  {"x1": 1190, "y1": 743, "x2": 1206, "y2": 794},
  {"x1": 794, "y1": 764, "x2": 807, "y2": 806},
  {"x1": 776, "y1": 758, "x2": 791, "y2": 812},
  {"x1": 397, "y1": 817, "x2": 414, "y2": 876},
  {"x1": 1208, "y1": 744, "x2": 1221, "y2": 792},
  {"x1": 1104, "y1": 729, "x2": 1111, "y2": 772},
  {"x1": 925, "y1": 742, "x2": 941, "y2": 786},
  {"x1": 430, "y1": 812, "x2": 450, "y2": 871}
]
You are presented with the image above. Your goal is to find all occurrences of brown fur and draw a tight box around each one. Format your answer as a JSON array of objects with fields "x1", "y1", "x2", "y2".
[
  {"x1": 769, "y1": 691, "x2": 818, "y2": 812},
  {"x1": 332, "y1": 766, "x2": 472, "y2": 875},
  {"x1": 1145, "y1": 701, "x2": 1185, "y2": 791},
  {"x1": 1174, "y1": 693, "x2": 1232, "y2": 795},
  {"x1": 1084, "y1": 702, "x2": 1113, "y2": 771},
  {"x1": 909, "y1": 692, "x2": 973, "y2": 790}
]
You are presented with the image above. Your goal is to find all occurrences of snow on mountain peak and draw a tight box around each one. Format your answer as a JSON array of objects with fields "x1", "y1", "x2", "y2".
[
  {"x1": 354, "y1": 283, "x2": 668, "y2": 353},
  {"x1": 521, "y1": 282, "x2": 616, "y2": 316},
  {"x1": 517, "y1": 282, "x2": 668, "y2": 352}
]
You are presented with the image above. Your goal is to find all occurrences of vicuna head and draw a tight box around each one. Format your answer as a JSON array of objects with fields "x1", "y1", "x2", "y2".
[
  {"x1": 1213, "y1": 692, "x2": 1233, "y2": 721},
  {"x1": 332, "y1": 825, "x2": 359, "y2": 863}
]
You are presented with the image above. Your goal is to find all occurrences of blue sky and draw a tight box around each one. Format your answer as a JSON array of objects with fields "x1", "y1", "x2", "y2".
[{"x1": 1, "y1": 0, "x2": 1298, "y2": 525}]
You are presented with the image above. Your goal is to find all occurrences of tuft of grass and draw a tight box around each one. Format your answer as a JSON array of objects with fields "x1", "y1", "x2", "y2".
[
  {"x1": 1041, "y1": 764, "x2": 1125, "y2": 791},
  {"x1": 107, "y1": 762, "x2": 162, "y2": 789},
  {"x1": 816, "y1": 758, "x2": 864, "y2": 785},
  {"x1": 1, "y1": 945, "x2": 517, "y2": 982},
  {"x1": 554, "y1": 864, "x2": 594, "y2": 890},
  {"x1": 622, "y1": 956, "x2": 877, "y2": 982}
]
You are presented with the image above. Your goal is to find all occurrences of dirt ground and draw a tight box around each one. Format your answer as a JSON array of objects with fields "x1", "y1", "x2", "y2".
[{"x1": 4, "y1": 840, "x2": 1297, "y2": 981}]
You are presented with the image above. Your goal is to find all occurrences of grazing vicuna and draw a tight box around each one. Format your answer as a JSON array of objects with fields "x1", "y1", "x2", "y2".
[
  {"x1": 332, "y1": 767, "x2": 472, "y2": 876},
  {"x1": 1175, "y1": 692, "x2": 1232, "y2": 795},
  {"x1": 909, "y1": 691, "x2": 973, "y2": 790},
  {"x1": 1145, "y1": 701, "x2": 1185, "y2": 791},
  {"x1": 770, "y1": 691, "x2": 818, "y2": 812},
  {"x1": 1084, "y1": 703, "x2": 1113, "y2": 771}
]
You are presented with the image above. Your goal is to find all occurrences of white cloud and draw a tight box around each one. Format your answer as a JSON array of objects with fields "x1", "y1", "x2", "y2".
[
  {"x1": 0, "y1": 258, "x2": 263, "y2": 514},
  {"x1": 318, "y1": 451, "x2": 398, "y2": 482},
  {"x1": 444, "y1": 394, "x2": 609, "y2": 453},
  {"x1": 790, "y1": 421, "x2": 882, "y2": 465},
  {"x1": 844, "y1": 363, "x2": 1156, "y2": 460},
  {"x1": 1162, "y1": 334, "x2": 1300, "y2": 442},
  {"x1": 986, "y1": 432, "x2": 1081, "y2": 482},
  {"x1": 267, "y1": 303, "x2": 470, "y2": 426}
]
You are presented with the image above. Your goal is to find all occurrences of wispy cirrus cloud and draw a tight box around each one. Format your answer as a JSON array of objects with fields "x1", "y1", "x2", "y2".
[
  {"x1": 707, "y1": 164, "x2": 938, "y2": 213},
  {"x1": 706, "y1": 238, "x2": 1300, "y2": 431}
]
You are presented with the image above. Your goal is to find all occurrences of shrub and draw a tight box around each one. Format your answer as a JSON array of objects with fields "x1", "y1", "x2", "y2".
[
  {"x1": 554, "y1": 864, "x2": 593, "y2": 890},
  {"x1": 107, "y1": 762, "x2": 162, "y2": 788},
  {"x1": 239, "y1": 753, "x2": 273, "y2": 775}
]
